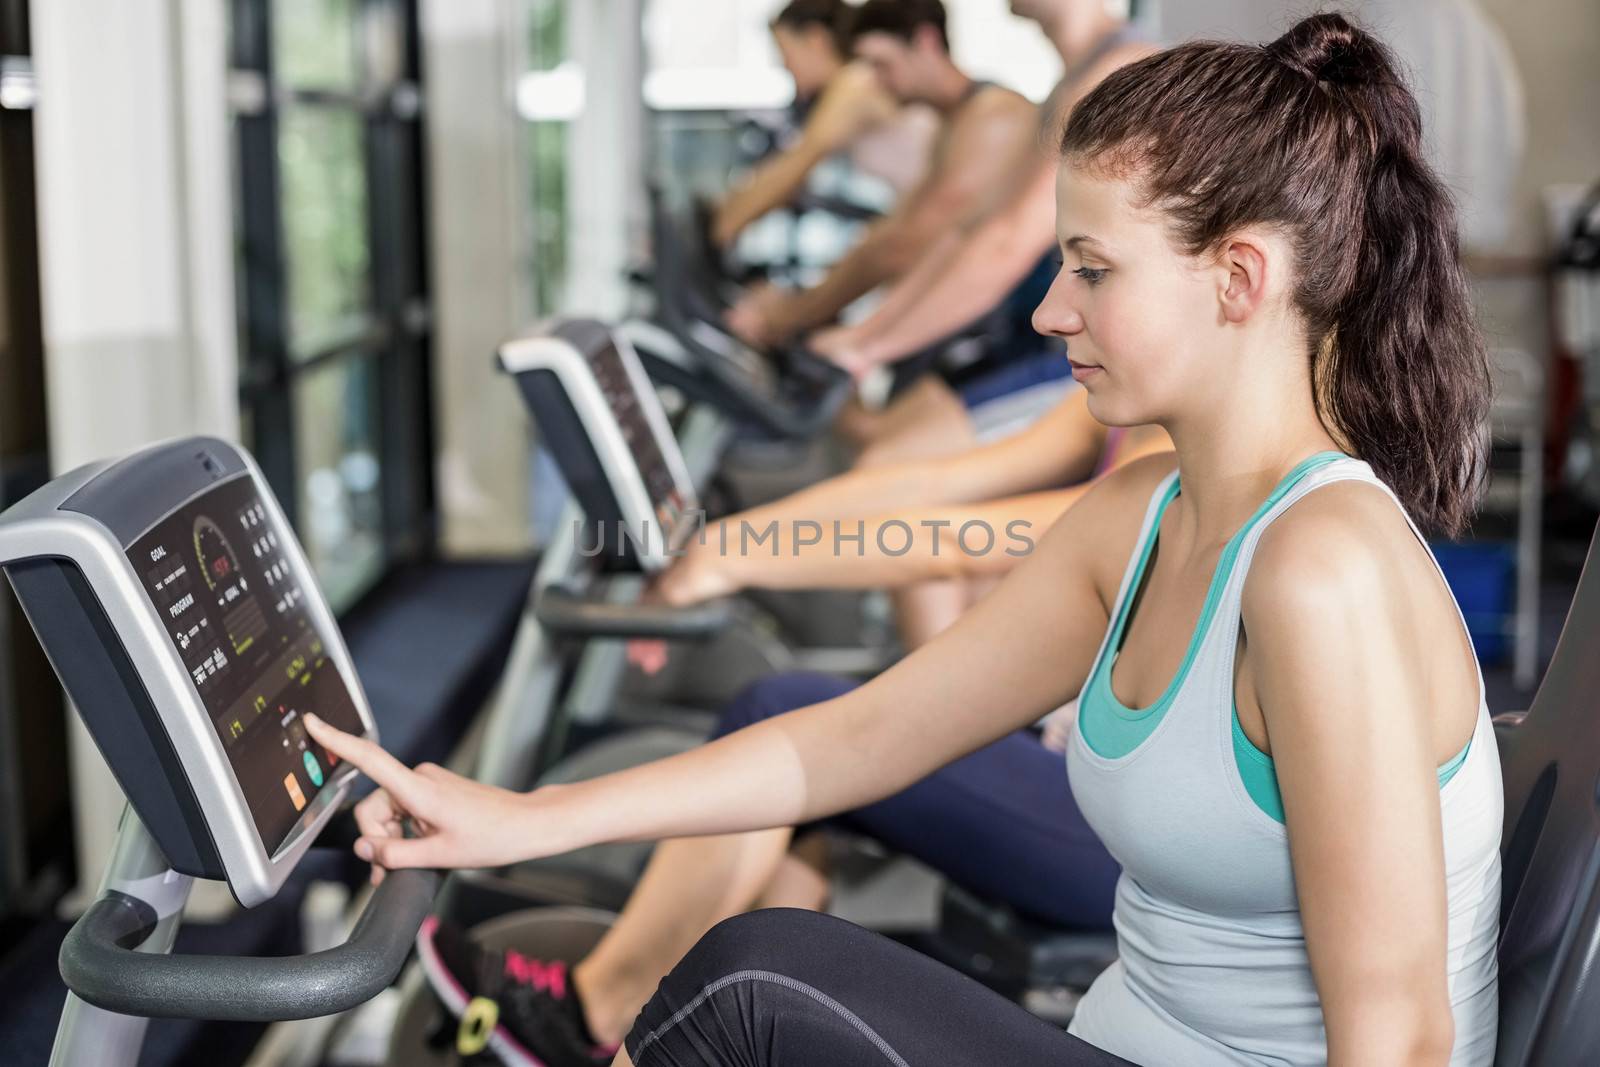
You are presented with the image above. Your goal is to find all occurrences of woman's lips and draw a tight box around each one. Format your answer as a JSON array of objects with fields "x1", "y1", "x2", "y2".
[{"x1": 1068, "y1": 360, "x2": 1102, "y2": 382}]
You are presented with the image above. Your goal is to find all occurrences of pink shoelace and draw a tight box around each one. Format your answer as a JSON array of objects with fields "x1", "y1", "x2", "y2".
[{"x1": 502, "y1": 951, "x2": 569, "y2": 1000}]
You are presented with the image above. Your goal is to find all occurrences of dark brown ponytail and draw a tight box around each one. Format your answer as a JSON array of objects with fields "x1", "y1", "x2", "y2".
[{"x1": 1061, "y1": 13, "x2": 1491, "y2": 535}]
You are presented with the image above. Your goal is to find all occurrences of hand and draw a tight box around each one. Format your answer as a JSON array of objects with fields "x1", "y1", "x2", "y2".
[
  {"x1": 651, "y1": 536, "x2": 739, "y2": 607},
  {"x1": 807, "y1": 326, "x2": 875, "y2": 382},
  {"x1": 626, "y1": 639, "x2": 671, "y2": 676},
  {"x1": 710, "y1": 210, "x2": 739, "y2": 251},
  {"x1": 305, "y1": 713, "x2": 572, "y2": 884},
  {"x1": 1038, "y1": 700, "x2": 1079, "y2": 754},
  {"x1": 627, "y1": 540, "x2": 737, "y2": 675},
  {"x1": 808, "y1": 325, "x2": 857, "y2": 360},
  {"x1": 724, "y1": 283, "x2": 788, "y2": 347}
]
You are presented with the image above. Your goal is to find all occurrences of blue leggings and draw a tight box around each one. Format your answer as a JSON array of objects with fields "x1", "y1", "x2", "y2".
[
  {"x1": 711, "y1": 673, "x2": 1119, "y2": 929},
  {"x1": 955, "y1": 347, "x2": 1072, "y2": 410}
]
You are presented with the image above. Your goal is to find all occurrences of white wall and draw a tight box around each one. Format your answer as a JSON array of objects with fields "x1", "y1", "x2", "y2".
[
  {"x1": 29, "y1": 0, "x2": 240, "y2": 906},
  {"x1": 1475, "y1": 0, "x2": 1600, "y2": 255},
  {"x1": 32, "y1": 1, "x2": 239, "y2": 466},
  {"x1": 420, "y1": 0, "x2": 531, "y2": 556},
  {"x1": 425, "y1": 0, "x2": 647, "y2": 556},
  {"x1": 646, "y1": 0, "x2": 1066, "y2": 104},
  {"x1": 566, "y1": 0, "x2": 646, "y2": 316},
  {"x1": 1149, "y1": 0, "x2": 1599, "y2": 368},
  {"x1": 946, "y1": 0, "x2": 1066, "y2": 101},
  {"x1": 1471, "y1": 0, "x2": 1600, "y2": 367},
  {"x1": 1149, "y1": 1, "x2": 1529, "y2": 251}
]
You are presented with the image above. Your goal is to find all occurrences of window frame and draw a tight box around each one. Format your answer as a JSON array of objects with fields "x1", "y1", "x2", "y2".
[
  {"x1": 230, "y1": 0, "x2": 436, "y2": 612},
  {"x1": 0, "y1": 0, "x2": 76, "y2": 935}
]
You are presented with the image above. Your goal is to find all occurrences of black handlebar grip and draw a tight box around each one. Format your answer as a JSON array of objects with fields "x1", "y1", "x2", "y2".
[
  {"x1": 58, "y1": 867, "x2": 441, "y2": 1021},
  {"x1": 774, "y1": 344, "x2": 854, "y2": 435},
  {"x1": 535, "y1": 582, "x2": 733, "y2": 641}
]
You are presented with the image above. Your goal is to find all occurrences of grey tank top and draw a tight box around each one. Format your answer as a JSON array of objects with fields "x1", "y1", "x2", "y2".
[{"x1": 1065, "y1": 458, "x2": 1502, "y2": 1066}]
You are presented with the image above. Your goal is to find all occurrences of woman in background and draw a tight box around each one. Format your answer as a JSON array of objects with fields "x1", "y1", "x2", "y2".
[{"x1": 712, "y1": 0, "x2": 936, "y2": 248}]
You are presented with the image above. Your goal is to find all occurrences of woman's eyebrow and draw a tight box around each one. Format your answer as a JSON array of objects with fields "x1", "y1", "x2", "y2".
[{"x1": 1064, "y1": 235, "x2": 1103, "y2": 252}]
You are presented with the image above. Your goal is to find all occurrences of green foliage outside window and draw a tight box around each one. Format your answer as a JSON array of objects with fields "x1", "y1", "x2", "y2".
[{"x1": 526, "y1": 0, "x2": 567, "y2": 315}]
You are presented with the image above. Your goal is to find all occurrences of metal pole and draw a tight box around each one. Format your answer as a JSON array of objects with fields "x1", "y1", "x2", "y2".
[{"x1": 49, "y1": 806, "x2": 193, "y2": 1067}]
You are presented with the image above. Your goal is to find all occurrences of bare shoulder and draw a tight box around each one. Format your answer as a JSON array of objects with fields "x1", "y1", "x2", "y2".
[
  {"x1": 1045, "y1": 43, "x2": 1159, "y2": 131},
  {"x1": 1042, "y1": 451, "x2": 1178, "y2": 600},
  {"x1": 1243, "y1": 479, "x2": 1426, "y2": 626},
  {"x1": 1079, "y1": 41, "x2": 1159, "y2": 89},
  {"x1": 1240, "y1": 474, "x2": 1480, "y2": 764},
  {"x1": 833, "y1": 60, "x2": 882, "y2": 95},
  {"x1": 813, "y1": 64, "x2": 895, "y2": 132},
  {"x1": 1084, "y1": 450, "x2": 1179, "y2": 510},
  {"x1": 960, "y1": 84, "x2": 1037, "y2": 129},
  {"x1": 828, "y1": 62, "x2": 896, "y2": 115},
  {"x1": 1105, "y1": 40, "x2": 1161, "y2": 68}
]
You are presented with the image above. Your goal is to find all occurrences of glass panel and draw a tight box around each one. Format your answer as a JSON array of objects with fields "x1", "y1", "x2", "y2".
[
  {"x1": 273, "y1": 0, "x2": 360, "y2": 91},
  {"x1": 522, "y1": 0, "x2": 568, "y2": 315},
  {"x1": 293, "y1": 355, "x2": 384, "y2": 612},
  {"x1": 528, "y1": 0, "x2": 563, "y2": 69},
  {"x1": 526, "y1": 120, "x2": 568, "y2": 314},
  {"x1": 278, "y1": 106, "x2": 372, "y2": 357}
]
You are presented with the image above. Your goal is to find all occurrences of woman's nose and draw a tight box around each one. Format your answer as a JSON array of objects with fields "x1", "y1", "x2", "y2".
[{"x1": 1032, "y1": 274, "x2": 1083, "y2": 339}]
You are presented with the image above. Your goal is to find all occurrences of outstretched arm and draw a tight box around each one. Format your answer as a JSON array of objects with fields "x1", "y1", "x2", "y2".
[
  {"x1": 817, "y1": 228, "x2": 967, "y2": 360},
  {"x1": 304, "y1": 458, "x2": 1174, "y2": 877},
  {"x1": 750, "y1": 387, "x2": 1102, "y2": 516},
  {"x1": 652, "y1": 390, "x2": 1106, "y2": 602},
  {"x1": 713, "y1": 64, "x2": 894, "y2": 247},
  {"x1": 657, "y1": 489, "x2": 1083, "y2": 604},
  {"x1": 729, "y1": 92, "x2": 1040, "y2": 345},
  {"x1": 812, "y1": 43, "x2": 1159, "y2": 372},
  {"x1": 657, "y1": 420, "x2": 1174, "y2": 603},
  {"x1": 830, "y1": 160, "x2": 1059, "y2": 372}
]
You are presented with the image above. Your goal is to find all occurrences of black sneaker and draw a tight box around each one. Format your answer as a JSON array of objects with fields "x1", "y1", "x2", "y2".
[{"x1": 416, "y1": 916, "x2": 617, "y2": 1067}]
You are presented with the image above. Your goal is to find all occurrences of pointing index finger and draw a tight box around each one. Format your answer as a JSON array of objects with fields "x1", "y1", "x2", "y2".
[{"x1": 304, "y1": 714, "x2": 430, "y2": 812}]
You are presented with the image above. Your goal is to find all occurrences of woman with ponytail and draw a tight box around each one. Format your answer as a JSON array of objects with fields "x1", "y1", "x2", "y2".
[
  {"x1": 711, "y1": 0, "x2": 937, "y2": 248},
  {"x1": 308, "y1": 14, "x2": 1501, "y2": 1066}
]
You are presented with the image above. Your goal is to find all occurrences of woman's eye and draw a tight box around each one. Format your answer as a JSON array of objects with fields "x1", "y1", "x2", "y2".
[{"x1": 1073, "y1": 266, "x2": 1108, "y2": 286}]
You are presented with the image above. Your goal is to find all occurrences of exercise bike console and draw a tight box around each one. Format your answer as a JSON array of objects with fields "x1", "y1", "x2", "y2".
[
  {"x1": 0, "y1": 438, "x2": 440, "y2": 1056},
  {"x1": 500, "y1": 318, "x2": 737, "y2": 641},
  {"x1": 0, "y1": 438, "x2": 371, "y2": 904},
  {"x1": 500, "y1": 317, "x2": 700, "y2": 573}
]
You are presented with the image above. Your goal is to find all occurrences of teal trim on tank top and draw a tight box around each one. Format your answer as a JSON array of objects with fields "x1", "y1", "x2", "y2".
[
  {"x1": 1080, "y1": 451, "x2": 1347, "y2": 759},
  {"x1": 1079, "y1": 450, "x2": 1473, "y2": 824},
  {"x1": 1232, "y1": 711, "x2": 1472, "y2": 824}
]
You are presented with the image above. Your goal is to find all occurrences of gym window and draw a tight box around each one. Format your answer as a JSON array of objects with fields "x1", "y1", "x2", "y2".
[
  {"x1": 521, "y1": 0, "x2": 570, "y2": 315},
  {"x1": 229, "y1": 0, "x2": 434, "y2": 614},
  {"x1": 0, "y1": 0, "x2": 76, "y2": 943}
]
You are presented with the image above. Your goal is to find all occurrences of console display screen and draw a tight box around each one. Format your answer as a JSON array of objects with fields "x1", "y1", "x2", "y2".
[
  {"x1": 127, "y1": 475, "x2": 365, "y2": 855},
  {"x1": 590, "y1": 339, "x2": 691, "y2": 535}
]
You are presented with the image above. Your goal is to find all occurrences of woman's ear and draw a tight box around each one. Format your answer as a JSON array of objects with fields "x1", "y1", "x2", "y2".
[{"x1": 1217, "y1": 232, "x2": 1274, "y2": 325}]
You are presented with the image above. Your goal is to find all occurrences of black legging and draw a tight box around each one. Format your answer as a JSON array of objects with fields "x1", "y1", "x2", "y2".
[{"x1": 624, "y1": 909, "x2": 1132, "y2": 1066}]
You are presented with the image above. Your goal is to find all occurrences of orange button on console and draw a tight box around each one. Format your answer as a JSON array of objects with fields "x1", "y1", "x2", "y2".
[{"x1": 284, "y1": 772, "x2": 307, "y2": 811}]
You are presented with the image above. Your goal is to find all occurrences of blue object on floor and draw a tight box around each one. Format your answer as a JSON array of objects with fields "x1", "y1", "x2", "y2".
[{"x1": 1431, "y1": 541, "x2": 1517, "y2": 665}]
